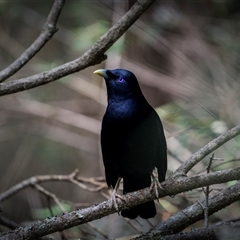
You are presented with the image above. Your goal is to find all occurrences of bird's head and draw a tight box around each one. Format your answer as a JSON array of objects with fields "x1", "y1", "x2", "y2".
[{"x1": 94, "y1": 69, "x2": 143, "y2": 101}]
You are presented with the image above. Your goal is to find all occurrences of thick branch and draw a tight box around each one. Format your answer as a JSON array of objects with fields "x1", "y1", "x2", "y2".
[
  {"x1": 0, "y1": 0, "x2": 155, "y2": 96},
  {"x1": 1, "y1": 167, "x2": 240, "y2": 240},
  {"x1": 0, "y1": 0, "x2": 65, "y2": 82},
  {"x1": 135, "y1": 181, "x2": 240, "y2": 239},
  {"x1": 152, "y1": 221, "x2": 240, "y2": 240}
]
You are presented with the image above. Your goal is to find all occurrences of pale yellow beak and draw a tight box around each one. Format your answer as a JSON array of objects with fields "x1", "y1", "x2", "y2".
[{"x1": 94, "y1": 69, "x2": 108, "y2": 78}]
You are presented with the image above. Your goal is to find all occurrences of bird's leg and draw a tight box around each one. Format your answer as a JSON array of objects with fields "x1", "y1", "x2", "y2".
[
  {"x1": 150, "y1": 172, "x2": 163, "y2": 200},
  {"x1": 110, "y1": 177, "x2": 125, "y2": 212}
]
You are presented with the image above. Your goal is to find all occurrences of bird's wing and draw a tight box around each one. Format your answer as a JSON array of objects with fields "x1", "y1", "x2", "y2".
[
  {"x1": 140, "y1": 109, "x2": 167, "y2": 182},
  {"x1": 119, "y1": 108, "x2": 167, "y2": 181},
  {"x1": 155, "y1": 112, "x2": 167, "y2": 182},
  {"x1": 100, "y1": 122, "x2": 119, "y2": 188}
]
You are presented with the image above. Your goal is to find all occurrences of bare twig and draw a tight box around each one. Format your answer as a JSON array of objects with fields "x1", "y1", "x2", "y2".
[
  {"x1": 0, "y1": 0, "x2": 65, "y2": 82},
  {"x1": 0, "y1": 216, "x2": 20, "y2": 230},
  {"x1": 34, "y1": 186, "x2": 107, "y2": 238},
  {"x1": 86, "y1": 222, "x2": 108, "y2": 239},
  {"x1": 0, "y1": 169, "x2": 107, "y2": 203},
  {"x1": 212, "y1": 158, "x2": 240, "y2": 170},
  {"x1": 203, "y1": 153, "x2": 224, "y2": 228},
  {"x1": 202, "y1": 154, "x2": 214, "y2": 228},
  {"x1": 173, "y1": 125, "x2": 240, "y2": 176},
  {"x1": 125, "y1": 218, "x2": 144, "y2": 234},
  {"x1": 0, "y1": 0, "x2": 156, "y2": 96},
  {"x1": 33, "y1": 183, "x2": 67, "y2": 214}
]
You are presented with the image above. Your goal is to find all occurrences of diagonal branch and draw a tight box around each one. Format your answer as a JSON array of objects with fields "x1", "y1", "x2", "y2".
[
  {"x1": 33, "y1": 183, "x2": 68, "y2": 214},
  {"x1": 172, "y1": 125, "x2": 240, "y2": 176},
  {"x1": 0, "y1": 0, "x2": 66, "y2": 82},
  {"x1": 0, "y1": 216, "x2": 20, "y2": 230},
  {"x1": 135, "y1": 182, "x2": 240, "y2": 240},
  {"x1": 142, "y1": 221, "x2": 240, "y2": 240},
  {"x1": 0, "y1": 0, "x2": 155, "y2": 96}
]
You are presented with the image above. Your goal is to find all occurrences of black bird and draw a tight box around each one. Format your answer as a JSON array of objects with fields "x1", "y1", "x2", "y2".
[{"x1": 94, "y1": 68, "x2": 167, "y2": 219}]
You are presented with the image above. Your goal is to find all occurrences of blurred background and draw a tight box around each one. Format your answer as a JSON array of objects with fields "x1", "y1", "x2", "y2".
[{"x1": 0, "y1": 0, "x2": 240, "y2": 239}]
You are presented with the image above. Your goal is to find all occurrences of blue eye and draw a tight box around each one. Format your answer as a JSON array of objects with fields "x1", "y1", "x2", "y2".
[{"x1": 118, "y1": 78, "x2": 124, "y2": 83}]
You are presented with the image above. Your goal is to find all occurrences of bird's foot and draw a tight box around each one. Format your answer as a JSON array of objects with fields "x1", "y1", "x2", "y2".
[
  {"x1": 150, "y1": 173, "x2": 163, "y2": 200},
  {"x1": 110, "y1": 177, "x2": 125, "y2": 213},
  {"x1": 110, "y1": 189, "x2": 125, "y2": 212}
]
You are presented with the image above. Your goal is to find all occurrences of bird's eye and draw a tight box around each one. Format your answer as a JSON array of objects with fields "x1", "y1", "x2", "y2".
[{"x1": 118, "y1": 78, "x2": 124, "y2": 83}]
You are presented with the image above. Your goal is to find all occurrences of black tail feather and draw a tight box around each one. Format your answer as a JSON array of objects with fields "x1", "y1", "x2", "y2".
[
  {"x1": 121, "y1": 201, "x2": 156, "y2": 219},
  {"x1": 121, "y1": 174, "x2": 156, "y2": 219}
]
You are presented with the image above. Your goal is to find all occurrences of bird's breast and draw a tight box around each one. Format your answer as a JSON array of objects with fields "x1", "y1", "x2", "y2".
[
  {"x1": 106, "y1": 99, "x2": 146, "y2": 121},
  {"x1": 106, "y1": 108, "x2": 130, "y2": 122}
]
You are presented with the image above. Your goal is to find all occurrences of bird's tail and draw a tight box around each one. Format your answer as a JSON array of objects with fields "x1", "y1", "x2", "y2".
[{"x1": 121, "y1": 174, "x2": 156, "y2": 219}]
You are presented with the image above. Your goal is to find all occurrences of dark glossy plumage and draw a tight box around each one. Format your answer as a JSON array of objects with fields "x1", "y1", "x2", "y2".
[{"x1": 95, "y1": 69, "x2": 167, "y2": 219}]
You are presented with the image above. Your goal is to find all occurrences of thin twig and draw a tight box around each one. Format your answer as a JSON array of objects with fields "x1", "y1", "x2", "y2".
[
  {"x1": 33, "y1": 183, "x2": 67, "y2": 214},
  {"x1": 212, "y1": 158, "x2": 240, "y2": 170},
  {"x1": 0, "y1": 216, "x2": 20, "y2": 230},
  {"x1": 0, "y1": 0, "x2": 65, "y2": 82},
  {"x1": 173, "y1": 125, "x2": 240, "y2": 176},
  {"x1": 203, "y1": 154, "x2": 214, "y2": 228},
  {"x1": 203, "y1": 153, "x2": 225, "y2": 228},
  {"x1": 0, "y1": 169, "x2": 107, "y2": 203},
  {"x1": 125, "y1": 218, "x2": 144, "y2": 234},
  {"x1": 86, "y1": 222, "x2": 108, "y2": 239}
]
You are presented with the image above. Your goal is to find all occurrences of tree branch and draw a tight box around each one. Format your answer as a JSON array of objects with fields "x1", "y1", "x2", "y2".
[
  {"x1": 165, "y1": 167, "x2": 240, "y2": 195},
  {"x1": 0, "y1": 216, "x2": 20, "y2": 230},
  {"x1": 1, "y1": 125, "x2": 240, "y2": 239},
  {"x1": 0, "y1": 169, "x2": 106, "y2": 203},
  {"x1": 173, "y1": 125, "x2": 240, "y2": 176},
  {"x1": 0, "y1": 0, "x2": 155, "y2": 96},
  {"x1": 1, "y1": 167, "x2": 240, "y2": 240},
  {"x1": 0, "y1": 0, "x2": 65, "y2": 82},
  {"x1": 135, "y1": 182, "x2": 240, "y2": 239},
  {"x1": 149, "y1": 221, "x2": 240, "y2": 240}
]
